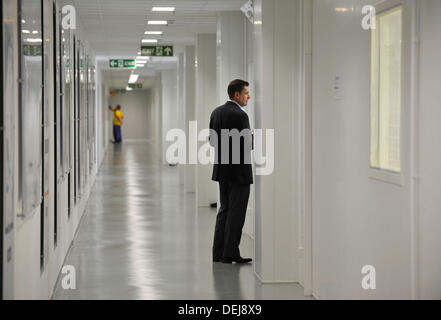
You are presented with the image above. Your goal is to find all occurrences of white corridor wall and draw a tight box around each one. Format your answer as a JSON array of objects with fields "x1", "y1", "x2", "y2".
[
  {"x1": 417, "y1": 0, "x2": 441, "y2": 299},
  {"x1": 310, "y1": 0, "x2": 441, "y2": 299}
]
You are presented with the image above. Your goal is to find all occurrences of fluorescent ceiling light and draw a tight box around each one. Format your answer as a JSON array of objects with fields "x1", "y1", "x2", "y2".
[
  {"x1": 145, "y1": 31, "x2": 163, "y2": 35},
  {"x1": 152, "y1": 7, "x2": 175, "y2": 12},
  {"x1": 142, "y1": 39, "x2": 158, "y2": 43},
  {"x1": 148, "y1": 20, "x2": 168, "y2": 25},
  {"x1": 128, "y1": 74, "x2": 139, "y2": 84},
  {"x1": 126, "y1": 86, "x2": 133, "y2": 91},
  {"x1": 136, "y1": 56, "x2": 150, "y2": 60},
  {"x1": 26, "y1": 38, "x2": 42, "y2": 43},
  {"x1": 32, "y1": 30, "x2": 39, "y2": 34},
  {"x1": 22, "y1": 29, "x2": 30, "y2": 34}
]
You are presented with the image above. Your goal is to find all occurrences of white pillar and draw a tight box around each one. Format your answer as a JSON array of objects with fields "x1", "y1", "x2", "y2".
[
  {"x1": 154, "y1": 72, "x2": 163, "y2": 162},
  {"x1": 177, "y1": 52, "x2": 186, "y2": 185},
  {"x1": 253, "y1": 0, "x2": 303, "y2": 283},
  {"x1": 161, "y1": 68, "x2": 178, "y2": 164},
  {"x1": 216, "y1": 11, "x2": 246, "y2": 105},
  {"x1": 184, "y1": 46, "x2": 196, "y2": 193},
  {"x1": 195, "y1": 34, "x2": 218, "y2": 207}
]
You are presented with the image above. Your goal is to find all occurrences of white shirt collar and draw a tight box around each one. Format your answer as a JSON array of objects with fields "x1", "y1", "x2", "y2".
[{"x1": 229, "y1": 100, "x2": 246, "y2": 113}]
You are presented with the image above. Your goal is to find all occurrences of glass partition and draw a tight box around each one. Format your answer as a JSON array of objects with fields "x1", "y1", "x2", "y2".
[
  {"x1": 19, "y1": 0, "x2": 43, "y2": 218},
  {"x1": 62, "y1": 27, "x2": 72, "y2": 176}
]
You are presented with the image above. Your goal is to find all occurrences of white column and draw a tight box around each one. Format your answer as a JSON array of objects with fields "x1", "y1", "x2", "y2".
[
  {"x1": 253, "y1": 0, "x2": 303, "y2": 283},
  {"x1": 195, "y1": 34, "x2": 218, "y2": 207},
  {"x1": 154, "y1": 72, "x2": 163, "y2": 162},
  {"x1": 161, "y1": 68, "x2": 178, "y2": 164},
  {"x1": 184, "y1": 45, "x2": 196, "y2": 193},
  {"x1": 177, "y1": 52, "x2": 186, "y2": 185},
  {"x1": 216, "y1": 11, "x2": 246, "y2": 105}
]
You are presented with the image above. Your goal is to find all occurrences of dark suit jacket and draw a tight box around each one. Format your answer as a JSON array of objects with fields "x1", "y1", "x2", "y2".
[{"x1": 209, "y1": 101, "x2": 253, "y2": 185}]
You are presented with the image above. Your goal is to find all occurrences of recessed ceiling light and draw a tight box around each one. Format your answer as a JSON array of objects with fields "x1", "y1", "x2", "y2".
[
  {"x1": 142, "y1": 39, "x2": 158, "y2": 43},
  {"x1": 26, "y1": 38, "x2": 42, "y2": 43},
  {"x1": 136, "y1": 56, "x2": 150, "y2": 60},
  {"x1": 128, "y1": 74, "x2": 139, "y2": 84},
  {"x1": 152, "y1": 7, "x2": 175, "y2": 12},
  {"x1": 32, "y1": 30, "x2": 39, "y2": 34},
  {"x1": 22, "y1": 29, "x2": 30, "y2": 34},
  {"x1": 145, "y1": 31, "x2": 163, "y2": 35},
  {"x1": 148, "y1": 20, "x2": 168, "y2": 25}
]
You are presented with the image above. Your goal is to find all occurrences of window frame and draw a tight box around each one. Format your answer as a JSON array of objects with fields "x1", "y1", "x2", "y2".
[{"x1": 368, "y1": 0, "x2": 406, "y2": 187}]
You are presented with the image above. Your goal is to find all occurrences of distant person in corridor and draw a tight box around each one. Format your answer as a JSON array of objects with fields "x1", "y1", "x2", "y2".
[
  {"x1": 109, "y1": 105, "x2": 124, "y2": 143},
  {"x1": 210, "y1": 79, "x2": 253, "y2": 264}
]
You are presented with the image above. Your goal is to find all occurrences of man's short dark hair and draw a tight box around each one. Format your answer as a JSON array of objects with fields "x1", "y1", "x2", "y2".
[
  {"x1": 116, "y1": 105, "x2": 121, "y2": 110},
  {"x1": 228, "y1": 79, "x2": 249, "y2": 100}
]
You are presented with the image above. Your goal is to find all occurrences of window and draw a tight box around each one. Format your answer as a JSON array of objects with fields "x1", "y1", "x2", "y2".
[
  {"x1": 370, "y1": 5, "x2": 402, "y2": 176},
  {"x1": 19, "y1": 0, "x2": 43, "y2": 218}
]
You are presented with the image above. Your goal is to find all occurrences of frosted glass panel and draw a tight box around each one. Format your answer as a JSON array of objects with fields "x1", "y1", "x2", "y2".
[
  {"x1": 370, "y1": 6, "x2": 402, "y2": 173},
  {"x1": 20, "y1": 0, "x2": 43, "y2": 217}
]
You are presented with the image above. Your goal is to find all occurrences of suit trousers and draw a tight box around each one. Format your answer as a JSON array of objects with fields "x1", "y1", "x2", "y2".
[{"x1": 213, "y1": 181, "x2": 251, "y2": 259}]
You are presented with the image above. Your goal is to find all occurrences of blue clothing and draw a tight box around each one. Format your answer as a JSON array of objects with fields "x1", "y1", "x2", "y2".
[{"x1": 113, "y1": 125, "x2": 122, "y2": 143}]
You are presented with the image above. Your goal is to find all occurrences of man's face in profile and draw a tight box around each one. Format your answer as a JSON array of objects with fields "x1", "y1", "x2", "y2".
[{"x1": 234, "y1": 86, "x2": 251, "y2": 107}]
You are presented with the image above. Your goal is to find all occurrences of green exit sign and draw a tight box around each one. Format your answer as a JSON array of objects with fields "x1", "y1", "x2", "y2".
[
  {"x1": 141, "y1": 46, "x2": 173, "y2": 57},
  {"x1": 128, "y1": 83, "x2": 143, "y2": 89},
  {"x1": 109, "y1": 59, "x2": 136, "y2": 68}
]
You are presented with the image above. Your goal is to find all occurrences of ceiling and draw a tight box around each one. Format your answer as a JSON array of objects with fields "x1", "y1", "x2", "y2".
[
  {"x1": 102, "y1": 69, "x2": 158, "y2": 90},
  {"x1": 73, "y1": 0, "x2": 245, "y2": 88}
]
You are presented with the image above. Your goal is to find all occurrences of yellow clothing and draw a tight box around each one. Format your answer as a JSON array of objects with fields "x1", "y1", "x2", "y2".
[{"x1": 113, "y1": 110, "x2": 123, "y2": 126}]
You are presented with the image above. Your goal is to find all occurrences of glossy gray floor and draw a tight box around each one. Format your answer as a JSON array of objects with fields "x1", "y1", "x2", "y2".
[{"x1": 53, "y1": 141, "x2": 311, "y2": 300}]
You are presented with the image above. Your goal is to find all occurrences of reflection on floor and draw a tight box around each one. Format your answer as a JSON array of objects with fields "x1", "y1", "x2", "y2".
[{"x1": 53, "y1": 140, "x2": 312, "y2": 300}]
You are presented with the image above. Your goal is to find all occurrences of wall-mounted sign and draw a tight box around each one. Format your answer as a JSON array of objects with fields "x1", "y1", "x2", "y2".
[
  {"x1": 109, "y1": 59, "x2": 136, "y2": 68},
  {"x1": 23, "y1": 44, "x2": 42, "y2": 56},
  {"x1": 128, "y1": 83, "x2": 143, "y2": 89},
  {"x1": 111, "y1": 89, "x2": 127, "y2": 94},
  {"x1": 141, "y1": 46, "x2": 173, "y2": 57}
]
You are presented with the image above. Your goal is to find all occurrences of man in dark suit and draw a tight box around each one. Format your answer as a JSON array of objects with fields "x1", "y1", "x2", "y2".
[{"x1": 210, "y1": 79, "x2": 253, "y2": 264}]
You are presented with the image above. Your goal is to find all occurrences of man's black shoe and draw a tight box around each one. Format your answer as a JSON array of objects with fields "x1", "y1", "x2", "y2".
[{"x1": 222, "y1": 257, "x2": 252, "y2": 264}]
